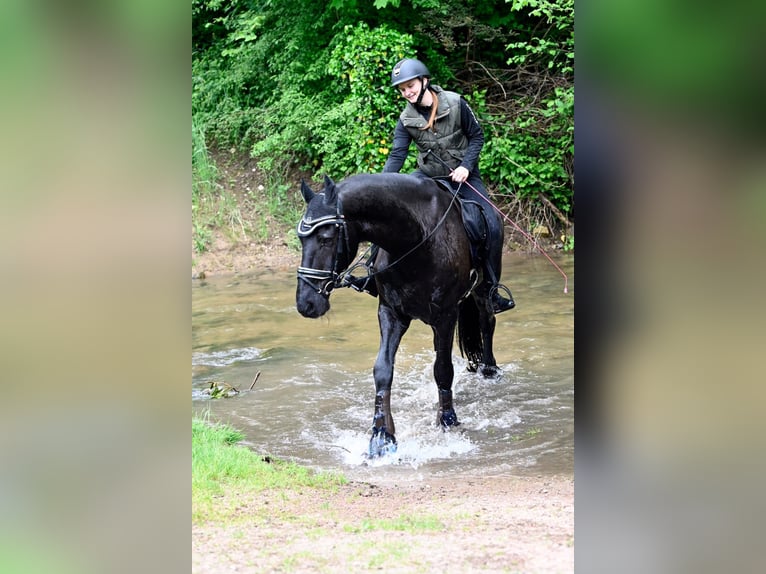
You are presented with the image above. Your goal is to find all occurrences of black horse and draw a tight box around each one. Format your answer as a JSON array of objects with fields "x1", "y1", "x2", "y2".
[{"x1": 296, "y1": 173, "x2": 501, "y2": 458}]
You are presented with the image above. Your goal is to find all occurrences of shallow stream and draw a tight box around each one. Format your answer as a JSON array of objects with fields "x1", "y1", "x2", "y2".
[{"x1": 192, "y1": 252, "x2": 573, "y2": 483}]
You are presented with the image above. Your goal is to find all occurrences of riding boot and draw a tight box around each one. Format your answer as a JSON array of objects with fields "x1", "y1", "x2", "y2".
[
  {"x1": 484, "y1": 242, "x2": 515, "y2": 314},
  {"x1": 490, "y1": 283, "x2": 515, "y2": 313}
]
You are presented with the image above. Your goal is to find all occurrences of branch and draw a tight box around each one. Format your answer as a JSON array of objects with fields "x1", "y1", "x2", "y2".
[
  {"x1": 466, "y1": 60, "x2": 507, "y2": 99},
  {"x1": 538, "y1": 192, "x2": 572, "y2": 228}
]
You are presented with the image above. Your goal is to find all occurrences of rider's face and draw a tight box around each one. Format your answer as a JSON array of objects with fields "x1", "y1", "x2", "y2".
[{"x1": 397, "y1": 78, "x2": 423, "y2": 103}]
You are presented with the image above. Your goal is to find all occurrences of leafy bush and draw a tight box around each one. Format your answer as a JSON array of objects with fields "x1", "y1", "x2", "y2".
[
  {"x1": 192, "y1": 0, "x2": 574, "y2": 230},
  {"x1": 479, "y1": 0, "x2": 574, "y2": 218},
  {"x1": 250, "y1": 23, "x2": 415, "y2": 177},
  {"x1": 324, "y1": 23, "x2": 415, "y2": 174},
  {"x1": 479, "y1": 84, "x2": 573, "y2": 213}
]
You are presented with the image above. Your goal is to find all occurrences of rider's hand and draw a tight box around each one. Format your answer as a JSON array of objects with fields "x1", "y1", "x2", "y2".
[{"x1": 450, "y1": 166, "x2": 469, "y2": 183}]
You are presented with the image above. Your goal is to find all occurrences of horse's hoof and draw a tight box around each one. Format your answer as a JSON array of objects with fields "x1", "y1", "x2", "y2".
[
  {"x1": 438, "y1": 409, "x2": 460, "y2": 428},
  {"x1": 368, "y1": 427, "x2": 397, "y2": 458},
  {"x1": 480, "y1": 364, "x2": 501, "y2": 378}
]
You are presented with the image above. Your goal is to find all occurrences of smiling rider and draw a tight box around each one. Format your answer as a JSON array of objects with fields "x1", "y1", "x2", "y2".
[{"x1": 348, "y1": 58, "x2": 515, "y2": 314}]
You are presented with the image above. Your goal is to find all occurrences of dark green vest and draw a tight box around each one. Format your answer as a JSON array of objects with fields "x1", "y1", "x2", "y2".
[{"x1": 399, "y1": 86, "x2": 467, "y2": 177}]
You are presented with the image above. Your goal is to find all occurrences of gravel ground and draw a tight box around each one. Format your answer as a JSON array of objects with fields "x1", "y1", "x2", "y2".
[{"x1": 193, "y1": 474, "x2": 574, "y2": 573}]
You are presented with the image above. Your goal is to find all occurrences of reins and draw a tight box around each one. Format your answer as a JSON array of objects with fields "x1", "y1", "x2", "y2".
[
  {"x1": 425, "y1": 152, "x2": 570, "y2": 294},
  {"x1": 340, "y1": 184, "x2": 460, "y2": 285},
  {"x1": 461, "y1": 178, "x2": 570, "y2": 294}
]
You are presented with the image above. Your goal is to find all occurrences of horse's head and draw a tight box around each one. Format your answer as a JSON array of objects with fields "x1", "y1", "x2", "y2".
[{"x1": 295, "y1": 176, "x2": 355, "y2": 318}]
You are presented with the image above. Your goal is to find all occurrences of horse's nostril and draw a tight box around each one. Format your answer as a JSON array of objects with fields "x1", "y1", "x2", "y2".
[
  {"x1": 298, "y1": 301, "x2": 314, "y2": 317},
  {"x1": 297, "y1": 295, "x2": 329, "y2": 319}
]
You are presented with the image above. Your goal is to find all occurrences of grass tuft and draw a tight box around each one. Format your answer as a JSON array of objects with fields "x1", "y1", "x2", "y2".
[
  {"x1": 192, "y1": 417, "x2": 346, "y2": 523},
  {"x1": 344, "y1": 514, "x2": 445, "y2": 533}
]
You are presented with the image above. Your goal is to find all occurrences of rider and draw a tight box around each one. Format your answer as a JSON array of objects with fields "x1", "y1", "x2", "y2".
[{"x1": 348, "y1": 58, "x2": 515, "y2": 314}]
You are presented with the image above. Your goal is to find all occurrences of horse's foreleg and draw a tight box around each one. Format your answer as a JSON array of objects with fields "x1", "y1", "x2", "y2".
[
  {"x1": 369, "y1": 390, "x2": 396, "y2": 458},
  {"x1": 368, "y1": 305, "x2": 410, "y2": 458},
  {"x1": 432, "y1": 319, "x2": 460, "y2": 428}
]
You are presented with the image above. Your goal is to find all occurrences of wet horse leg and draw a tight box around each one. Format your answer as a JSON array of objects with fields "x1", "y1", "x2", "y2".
[
  {"x1": 478, "y1": 303, "x2": 500, "y2": 377},
  {"x1": 478, "y1": 208, "x2": 503, "y2": 377},
  {"x1": 432, "y1": 317, "x2": 460, "y2": 427},
  {"x1": 472, "y1": 286, "x2": 500, "y2": 378},
  {"x1": 368, "y1": 304, "x2": 410, "y2": 457}
]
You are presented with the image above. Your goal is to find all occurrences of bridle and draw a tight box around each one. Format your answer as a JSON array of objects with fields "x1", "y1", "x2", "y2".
[{"x1": 296, "y1": 198, "x2": 350, "y2": 296}]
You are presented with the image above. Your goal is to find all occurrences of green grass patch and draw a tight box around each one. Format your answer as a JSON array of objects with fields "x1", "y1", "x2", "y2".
[
  {"x1": 192, "y1": 118, "x2": 251, "y2": 254},
  {"x1": 192, "y1": 417, "x2": 346, "y2": 523},
  {"x1": 352, "y1": 540, "x2": 413, "y2": 569},
  {"x1": 344, "y1": 514, "x2": 445, "y2": 534}
]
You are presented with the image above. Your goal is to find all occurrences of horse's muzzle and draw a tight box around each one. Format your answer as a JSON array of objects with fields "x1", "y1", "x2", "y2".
[{"x1": 296, "y1": 281, "x2": 331, "y2": 318}]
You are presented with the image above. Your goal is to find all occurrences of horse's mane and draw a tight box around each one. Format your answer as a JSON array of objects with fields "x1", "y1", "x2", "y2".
[
  {"x1": 338, "y1": 173, "x2": 440, "y2": 200},
  {"x1": 337, "y1": 173, "x2": 451, "y2": 229}
]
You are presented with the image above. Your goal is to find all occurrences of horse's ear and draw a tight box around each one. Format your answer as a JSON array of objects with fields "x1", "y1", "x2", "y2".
[
  {"x1": 323, "y1": 175, "x2": 337, "y2": 205},
  {"x1": 300, "y1": 179, "x2": 315, "y2": 203}
]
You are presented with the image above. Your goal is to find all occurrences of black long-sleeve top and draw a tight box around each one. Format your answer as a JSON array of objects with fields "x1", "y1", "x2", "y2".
[{"x1": 383, "y1": 95, "x2": 485, "y2": 174}]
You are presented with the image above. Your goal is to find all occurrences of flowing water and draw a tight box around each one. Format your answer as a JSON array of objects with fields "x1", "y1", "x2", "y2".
[{"x1": 192, "y1": 252, "x2": 573, "y2": 482}]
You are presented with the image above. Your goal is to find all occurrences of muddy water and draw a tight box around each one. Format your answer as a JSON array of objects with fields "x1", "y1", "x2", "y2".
[{"x1": 192, "y1": 252, "x2": 573, "y2": 482}]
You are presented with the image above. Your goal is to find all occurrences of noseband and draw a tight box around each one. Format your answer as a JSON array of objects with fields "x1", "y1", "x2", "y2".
[{"x1": 296, "y1": 201, "x2": 350, "y2": 296}]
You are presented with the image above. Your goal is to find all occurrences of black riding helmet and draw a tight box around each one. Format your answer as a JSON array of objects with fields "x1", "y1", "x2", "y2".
[{"x1": 391, "y1": 58, "x2": 430, "y2": 87}]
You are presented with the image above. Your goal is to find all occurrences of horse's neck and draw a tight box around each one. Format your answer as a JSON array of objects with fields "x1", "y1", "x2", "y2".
[{"x1": 342, "y1": 188, "x2": 425, "y2": 251}]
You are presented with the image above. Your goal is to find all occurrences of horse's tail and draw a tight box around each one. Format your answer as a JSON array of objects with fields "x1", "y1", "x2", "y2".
[{"x1": 457, "y1": 296, "x2": 483, "y2": 373}]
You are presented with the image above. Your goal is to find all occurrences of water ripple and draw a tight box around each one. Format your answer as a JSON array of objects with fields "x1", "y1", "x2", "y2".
[{"x1": 192, "y1": 347, "x2": 263, "y2": 367}]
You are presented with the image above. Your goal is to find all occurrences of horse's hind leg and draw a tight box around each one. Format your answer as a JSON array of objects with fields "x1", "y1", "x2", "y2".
[
  {"x1": 432, "y1": 318, "x2": 460, "y2": 428},
  {"x1": 480, "y1": 310, "x2": 500, "y2": 378},
  {"x1": 475, "y1": 287, "x2": 501, "y2": 378},
  {"x1": 369, "y1": 304, "x2": 410, "y2": 458}
]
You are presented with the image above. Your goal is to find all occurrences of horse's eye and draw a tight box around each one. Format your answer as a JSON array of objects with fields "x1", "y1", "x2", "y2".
[{"x1": 318, "y1": 236, "x2": 334, "y2": 247}]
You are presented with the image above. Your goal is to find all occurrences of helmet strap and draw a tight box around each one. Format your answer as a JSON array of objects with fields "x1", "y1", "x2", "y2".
[{"x1": 415, "y1": 77, "x2": 429, "y2": 106}]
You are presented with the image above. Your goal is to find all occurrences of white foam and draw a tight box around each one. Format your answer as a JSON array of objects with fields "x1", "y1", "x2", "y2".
[
  {"x1": 308, "y1": 422, "x2": 476, "y2": 470},
  {"x1": 192, "y1": 347, "x2": 263, "y2": 367}
]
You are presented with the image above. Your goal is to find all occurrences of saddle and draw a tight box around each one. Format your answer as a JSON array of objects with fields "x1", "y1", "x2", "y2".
[{"x1": 432, "y1": 179, "x2": 489, "y2": 269}]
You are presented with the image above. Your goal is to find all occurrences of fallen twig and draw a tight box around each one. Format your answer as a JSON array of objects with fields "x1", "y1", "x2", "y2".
[{"x1": 249, "y1": 371, "x2": 261, "y2": 391}]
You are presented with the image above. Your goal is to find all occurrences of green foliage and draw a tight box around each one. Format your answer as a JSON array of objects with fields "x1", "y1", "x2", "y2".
[
  {"x1": 479, "y1": 84, "x2": 573, "y2": 213},
  {"x1": 474, "y1": 0, "x2": 573, "y2": 216},
  {"x1": 192, "y1": 0, "x2": 573, "y2": 223},
  {"x1": 192, "y1": 116, "x2": 247, "y2": 252},
  {"x1": 324, "y1": 23, "x2": 414, "y2": 174},
  {"x1": 250, "y1": 23, "x2": 415, "y2": 178},
  {"x1": 506, "y1": 0, "x2": 573, "y2": 74},
  {"x1": 192, "y1": 118, "x2": 218, "y2": 252}
]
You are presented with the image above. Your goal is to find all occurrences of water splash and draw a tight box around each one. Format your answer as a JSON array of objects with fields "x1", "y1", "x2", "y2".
[
  {"x1": 311, "y1": 423, "x2": 477, "y2": 470},
  {"x1": 192, "y1": 347, "x2": 263, "y2": 367}
]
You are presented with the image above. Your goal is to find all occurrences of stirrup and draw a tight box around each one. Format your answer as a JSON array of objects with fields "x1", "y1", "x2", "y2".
[{"x1": 490, "y1": 284, "x2": 515, "y2": 313}]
